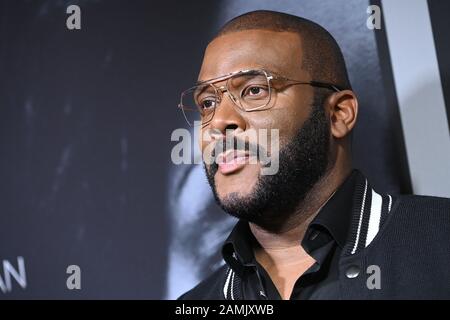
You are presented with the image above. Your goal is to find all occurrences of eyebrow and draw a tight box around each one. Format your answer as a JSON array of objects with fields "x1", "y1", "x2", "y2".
[
  {"x1": 195, "y1": 71, "x2": 241, "y2": 86},
  {"x1": 195, "y1": 67, "x2": 284, "y2": 86},
  {"x1": 194, "y1": 85, "x2": 215, "y2": 97}
]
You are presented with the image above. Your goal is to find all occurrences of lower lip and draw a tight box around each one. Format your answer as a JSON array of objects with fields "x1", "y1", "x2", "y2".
[{"x1": 218, "y1": 156, "x2": 249, "y2": 175}]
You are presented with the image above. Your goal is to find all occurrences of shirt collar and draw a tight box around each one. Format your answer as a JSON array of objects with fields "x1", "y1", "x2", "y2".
[
  {"x1": 222, "y1": 169, "x2": 360, "y2": 268},
  {"x1": 308, "y1": 169, "x2": 359, "y2": 248}
]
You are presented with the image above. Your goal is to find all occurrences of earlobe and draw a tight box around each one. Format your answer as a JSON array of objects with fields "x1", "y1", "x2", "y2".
[{"x1": 328, "y1": 90, "x2": 358, "y2": 139}]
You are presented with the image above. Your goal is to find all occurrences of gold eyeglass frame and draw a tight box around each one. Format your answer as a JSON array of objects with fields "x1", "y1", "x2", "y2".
[{"x1": 178, "y1": 69, "x2": 344, "y2": 127}]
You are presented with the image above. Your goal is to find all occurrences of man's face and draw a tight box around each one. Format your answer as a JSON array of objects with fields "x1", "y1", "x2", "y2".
[{"x1": 198, "y1": 30, "x2": 331, "y2": 224}]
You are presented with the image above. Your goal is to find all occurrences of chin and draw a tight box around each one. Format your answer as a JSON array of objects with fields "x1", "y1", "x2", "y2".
[
  {"x1": 215, "y1": 176, "x2": 257, "y2": 201},
  {"x1": 215, "y1": 183, "x2": 254, "y2": 203},
  {"x1": 215, "y1": 164, "x2": 260, "y2": 195}
]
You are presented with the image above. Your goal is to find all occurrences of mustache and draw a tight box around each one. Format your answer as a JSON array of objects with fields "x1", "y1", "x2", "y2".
[{"x1": 210, "y1": 137, "x2": 267, "y2": 161}]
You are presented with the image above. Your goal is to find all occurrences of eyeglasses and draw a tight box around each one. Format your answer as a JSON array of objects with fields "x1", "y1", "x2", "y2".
[{"x1": 178, "y1": 69, "x2": 344, "y2": 127}]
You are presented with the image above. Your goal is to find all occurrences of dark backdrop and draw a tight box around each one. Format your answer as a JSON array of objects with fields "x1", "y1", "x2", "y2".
[
  {"x1": 0, "y1": 0, "x2": 414, "y2": 299},
  {"x1": 0, "y1": 0, "x2": 221, "y2": 299}
]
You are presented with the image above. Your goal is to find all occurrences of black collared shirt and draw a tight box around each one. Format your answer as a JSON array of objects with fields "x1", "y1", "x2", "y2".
[{"x1": 221, "y1": 170, "x2": 358, "y2": 300}]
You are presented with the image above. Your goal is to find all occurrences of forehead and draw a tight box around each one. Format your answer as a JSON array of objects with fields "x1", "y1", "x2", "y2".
[{"x1": 198, "y1": 30, "x2": 308, "y2": 82}]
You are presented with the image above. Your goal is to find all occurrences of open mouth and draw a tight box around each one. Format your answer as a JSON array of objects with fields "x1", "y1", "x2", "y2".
[{"x1": 216, "y1": 149, "x2": 252, "y2": 175}]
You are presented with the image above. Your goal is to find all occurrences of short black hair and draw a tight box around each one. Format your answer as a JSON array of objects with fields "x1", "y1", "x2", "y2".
[{"x1": 214, "y1": 10, "x2": 352, "y2": 90}]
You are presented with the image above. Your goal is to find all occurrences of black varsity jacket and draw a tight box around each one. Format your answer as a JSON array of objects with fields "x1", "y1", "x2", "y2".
[{"x1": 179, "y1": 169, "x2": 450, "y2": 300}]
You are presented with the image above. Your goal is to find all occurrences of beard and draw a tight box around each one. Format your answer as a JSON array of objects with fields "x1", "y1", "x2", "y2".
[{"x1": 204, "y1": 94, "x2": 331, "y2": 230}]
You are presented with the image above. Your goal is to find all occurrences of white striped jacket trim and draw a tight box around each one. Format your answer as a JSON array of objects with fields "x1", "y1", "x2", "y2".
[
  {"x1": 351, "y1": 179, "x2": 368, "y2": 254},
  {"x1": 351, "y1": 179, "x2": 393, "y2": 254},
  {"x1": 223, "y1": 267, "x2": 235, "y2": 300},
  {"x1": 366, "y1": 189, "x2": 383, "y2": 247}
]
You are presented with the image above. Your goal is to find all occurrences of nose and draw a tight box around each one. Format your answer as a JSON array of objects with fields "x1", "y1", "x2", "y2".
[{"x1": 209, "y1": 91, "x2": 246, "y2": 138}]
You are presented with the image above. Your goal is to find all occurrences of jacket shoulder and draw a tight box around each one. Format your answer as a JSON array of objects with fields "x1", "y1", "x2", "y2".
[
  {"x1": 388, "y1": 193, "x2": 450, "y2": 233},
  {"x1": 177, "y1": 264, "x2": 229, "y2": 300},
  {"x1": 395, "y1": 193, "x2": 450, "y2": 214}
]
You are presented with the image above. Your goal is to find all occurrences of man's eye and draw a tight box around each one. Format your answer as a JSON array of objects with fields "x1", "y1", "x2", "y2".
[
  {"x1": 199, "y1": 98, "x2": 216, "y2": 110},
  {"x1": 242, "y1": 85, "x2": 268, "y2": 98}
]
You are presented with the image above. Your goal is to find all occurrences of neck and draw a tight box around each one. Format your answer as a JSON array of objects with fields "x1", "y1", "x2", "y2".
[
  {"x1": 249, "y1": 166, "x2": 351, "y2": 299},
  {"x1": 251, "y1": 165, "x2": 350, "y2": 239}
]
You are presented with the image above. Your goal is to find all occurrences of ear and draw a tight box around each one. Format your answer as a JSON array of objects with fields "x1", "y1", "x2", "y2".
[{"x1": 326, "y1": 90, "x2": 358, "y2": 139}]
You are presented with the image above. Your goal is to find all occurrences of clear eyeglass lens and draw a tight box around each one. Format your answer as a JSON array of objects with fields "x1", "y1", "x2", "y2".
[
  {"x1": 228, "y1": 71, "x2": 271, "y2": 110},
  {"x1": 180, "y1": 70, "x2": 271, "y2": 126},
  {"x1": 181, "y1": 83, "x2": 216, "y2": 127}
]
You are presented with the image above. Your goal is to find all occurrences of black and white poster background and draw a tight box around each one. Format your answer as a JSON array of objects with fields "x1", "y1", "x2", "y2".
[{"x1": 0, "y1": 0, "x2": 449, "y2": 299}]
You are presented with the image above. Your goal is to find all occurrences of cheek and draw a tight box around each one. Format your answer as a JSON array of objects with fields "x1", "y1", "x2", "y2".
[
  {"x1": 266, "y1": 88, "x2": 315, "y2": 139},
  {"x1": 247, "y1": 107, "x2": 306, "y2": 150},
  {"x1": 199, "y1": 127, "x2": 210, "y2": 149},
  {"x1": 199, "y1": 127, "x2": 217, "y2": 161}
]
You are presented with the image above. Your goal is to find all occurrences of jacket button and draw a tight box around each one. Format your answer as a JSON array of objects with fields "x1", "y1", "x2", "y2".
[{"x1": 345, "y1": 265, "x2": 360, "y2": 279}]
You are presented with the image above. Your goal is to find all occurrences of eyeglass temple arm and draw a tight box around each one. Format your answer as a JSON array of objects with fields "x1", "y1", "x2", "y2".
[
  {"x1": 274, "y1": 75, "x2": 344, "y2": 92},
  {"x1": 309, "y1": 81, "x2": 344, "y2": 92}
]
